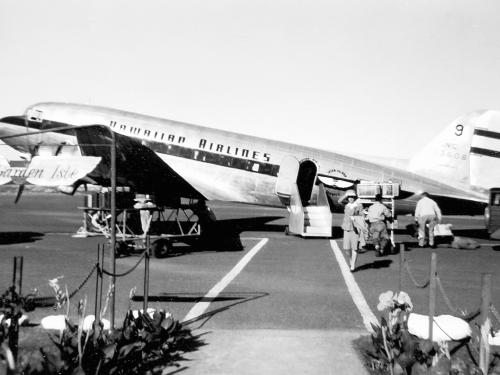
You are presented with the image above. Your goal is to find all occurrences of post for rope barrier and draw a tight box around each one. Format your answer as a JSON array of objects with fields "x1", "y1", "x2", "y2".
[
  {"x1": 12, "y1": 256, "x2": 23, "y2": 296},
  {"x1": 99, "y1": 246, "x2": 104, "y2": 317},
  {"x1": 93, "y1": 245, "x2": 102, "y2": 338},
  {"x1": 428, "y1": 253, "x2": 437, "y2": 341},
  {"x1": 479, "y1": 273, "x2": 492, "y2": 375},
  {"x1": 143, "y1": 236, "x2": 150, "y2": 312},
  {"x1": 399, "y1": 243, "x2": 405, "y2": 292},
  {"x1": 110, "y1": 131, "x2": 117, "y2": 330},
  {"x1": 9, "y1": 256, "x2": 23, "y2": 363}
]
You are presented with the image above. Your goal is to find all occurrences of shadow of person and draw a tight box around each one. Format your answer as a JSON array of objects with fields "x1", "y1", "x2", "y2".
[
  {"x1": 331, "y1": 226, "x2": 343, "y2": 240},
  {"x1": 0, "y1": 232, "x2": 44, "y2": 245},
  {"x1": 451, "y1": 228, "x2": 490, "y2": 240},
  {"x1": 353, "y1": 259, "x2": 392, "y2": 272}
]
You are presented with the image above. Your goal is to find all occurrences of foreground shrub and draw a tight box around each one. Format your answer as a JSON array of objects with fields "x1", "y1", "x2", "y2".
[
  {"x1": 358, "y1": 291, "x2": 483, "y2": 375},
  {"x1": 11, "y1": 309, "x2": 203, "y2": 374}
]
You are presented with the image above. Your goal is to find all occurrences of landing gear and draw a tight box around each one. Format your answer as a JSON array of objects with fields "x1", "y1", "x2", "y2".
[
  {"x1": 284, "y1": 225, "x2": 290, "y2": 235},
  {"x1": 152, "y1": 238, "x2": 172, "y2": 258},
  {"x1": 115, "y1": 240, "x2": 131, "y2": 257}
]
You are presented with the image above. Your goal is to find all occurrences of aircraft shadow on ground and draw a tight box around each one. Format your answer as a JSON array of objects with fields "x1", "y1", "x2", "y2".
[
  {"x1": 0, "y1": 231, "x2": 44, "y2": 245},
  {"x1": 154, "y1": 216, "x2": 285, "y2": 256},
  {"x1": 132, "y1": 292, "x2": 248, "y2": 303},
  {"x1": 133, "y1": 291, "x2": 269, "y2": 330}
]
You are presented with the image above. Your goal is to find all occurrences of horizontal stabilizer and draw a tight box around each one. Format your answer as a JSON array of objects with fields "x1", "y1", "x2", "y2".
[{"x1": 0, "y1": 155, "x2": 101, "y2": 186}]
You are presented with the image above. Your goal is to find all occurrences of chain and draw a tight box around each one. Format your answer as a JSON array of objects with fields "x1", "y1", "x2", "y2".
[
  {"x1": 68, "y1": 263, "x2": 98, "y2": 300},
  {"x1": 100, "y1": 250, "x2": 147, "y2": 278},
  {"x1": 436, "y1": 276, "x2": 462, "y2": 315},
  {"x1": 404, "y1": 260, "x2": 429, "y2": 288},
  {"x1": 436, "y1": 276, "x2": 480, "y2": 322}
]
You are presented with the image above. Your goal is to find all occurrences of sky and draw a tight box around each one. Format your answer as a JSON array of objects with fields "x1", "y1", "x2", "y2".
[{"x1": 1, "y1": 0, "x2": 500, "y2": 159}]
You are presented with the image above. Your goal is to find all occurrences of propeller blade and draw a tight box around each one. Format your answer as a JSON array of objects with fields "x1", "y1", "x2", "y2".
[{"x1": 14, "y1": 184, "x2": 25, "y2": 204}]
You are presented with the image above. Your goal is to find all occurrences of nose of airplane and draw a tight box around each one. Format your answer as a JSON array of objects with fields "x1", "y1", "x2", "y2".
[
  {"x1": 0, "y1": 115, "x2": 28, "y2": 137},
  {"x1": 0, "y1": 115, "x2": 32, "y2": 153}
]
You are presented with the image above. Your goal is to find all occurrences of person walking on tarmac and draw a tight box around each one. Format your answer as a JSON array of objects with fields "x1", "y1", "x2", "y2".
[
  {"x1": 367, "y1": 193, "x2": 392, "y2": 256},
  {"x1": 415, "y1": 191, "x2": 442, "y2": 248},
  {"x1": 338, "y1": 189, "x2": 365, "y2": 271}
]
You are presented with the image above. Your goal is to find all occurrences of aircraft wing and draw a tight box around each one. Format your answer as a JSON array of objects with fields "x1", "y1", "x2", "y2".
[
  {"x1": 0, "y1": 155, "x2": 101, "y2": 186},
  {"x1": 73, "y1": 125, "x2": 205, "y2": 205}
]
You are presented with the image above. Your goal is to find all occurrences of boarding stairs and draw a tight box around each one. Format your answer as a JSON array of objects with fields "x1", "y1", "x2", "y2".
[{"x1": 286, "y1": 182, "x2": 332, "y2": 238}]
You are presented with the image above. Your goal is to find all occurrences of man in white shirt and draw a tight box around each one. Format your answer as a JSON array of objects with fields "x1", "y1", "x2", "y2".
[{"x1": 415, "y1": 192, "x2": 442, "y2": 248}]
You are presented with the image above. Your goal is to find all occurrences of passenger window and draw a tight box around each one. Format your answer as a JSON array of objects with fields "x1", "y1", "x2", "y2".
[{"x1": 27, "y1": 109, "x2": 43, "y2": 123}]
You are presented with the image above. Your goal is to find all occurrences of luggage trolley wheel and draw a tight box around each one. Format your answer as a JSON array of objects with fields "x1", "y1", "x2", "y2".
[{"x1": 152, "y1": 238, "x2": 172, "y2": 258}]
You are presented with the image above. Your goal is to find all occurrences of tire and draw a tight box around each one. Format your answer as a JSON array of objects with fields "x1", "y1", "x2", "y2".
[{"x1": 152, "y1": 239, "x2": 172, "y2": 258}]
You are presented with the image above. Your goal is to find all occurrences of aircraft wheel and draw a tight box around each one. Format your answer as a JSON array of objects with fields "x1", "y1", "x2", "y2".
[
  {"x1": 284, "y1": 226, "x2": 290, "y2": 235},
  {"x1": 152, "y1": 239, "x2": 172, "y2": 258}
]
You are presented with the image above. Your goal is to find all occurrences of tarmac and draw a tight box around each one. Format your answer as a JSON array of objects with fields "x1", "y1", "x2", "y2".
[
  {"x1": 1, "y1": 193, "x2": 499, "y2": 374},
  {"x1": 163, "y1": 329, "x2": 368, "y2": 375}
]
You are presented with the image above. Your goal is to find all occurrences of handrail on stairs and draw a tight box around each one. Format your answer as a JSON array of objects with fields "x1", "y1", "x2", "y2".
[{"x1": 289, "y1": 183, "x2": 305, "y2": 235}]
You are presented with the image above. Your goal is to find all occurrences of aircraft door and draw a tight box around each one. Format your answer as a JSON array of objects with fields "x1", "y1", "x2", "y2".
[
  {"x1": 275, "y1": 156, "x2": 300, "y2": 205},
  {"x1": 487, "y1": 188, "x2": 500, "y2": 237},
  {"x1": 296, "y1": 159, "x2": 317, "y2": 206}
]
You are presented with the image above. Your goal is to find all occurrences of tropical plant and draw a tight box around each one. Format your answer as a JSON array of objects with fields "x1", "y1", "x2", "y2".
[{"x1": 364, "y1": 290, "x2": 483, "y2": 375}]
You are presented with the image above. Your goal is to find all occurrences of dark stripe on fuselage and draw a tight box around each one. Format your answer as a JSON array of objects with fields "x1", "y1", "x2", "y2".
[
  {"x1": 474, "y1": 128, "x2": 500, "y2": 140},
  {"x1": 2, "y1": 118, "x2": 281, "y2": 177},
  {"x1": 470, "y1": 147, "x2": 500, "y2": 159},
  {"x1": 144, "y1": 140, "x2": 280, "y2": 177}
]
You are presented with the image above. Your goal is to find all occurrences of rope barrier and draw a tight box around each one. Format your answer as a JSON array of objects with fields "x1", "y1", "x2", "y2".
[
  {"x1": 431, "y1": 316, "x2": 469, "y2": 342},
  {"x1": 404, "y1": 260, "x2": 430, "y2": 288},
  {"x1": 68, "y1": 263, "x2": 98, "y2": 300},
  {"x1": 490, "y1": 304, "x2": 500, "y2": 325},
  {"x1": 436, "y1": 276, "x2": 480, "y2": 322},
  {"x1": 100, "y1": 250, "x2": 147, "y2": 278}
]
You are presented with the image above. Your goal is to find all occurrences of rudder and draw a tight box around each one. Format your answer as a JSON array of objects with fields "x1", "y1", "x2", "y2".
[{"x1": 409, "y1": 110, "x2": 500, "y2": 191}]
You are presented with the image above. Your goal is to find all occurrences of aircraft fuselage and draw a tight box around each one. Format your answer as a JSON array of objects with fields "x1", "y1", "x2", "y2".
[{"x1": 0, "y1": 103, "x2": 489, "y2": 215}]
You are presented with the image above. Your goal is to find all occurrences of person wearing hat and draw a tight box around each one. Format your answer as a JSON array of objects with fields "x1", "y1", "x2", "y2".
[
  {"x1": 367, "y1": 193, "x2": 392, "y2": 256},
  {"x1": 133, "y1": 194, "x2": 156, "y2": 236},
  {"x1": 414, "y1": 191, "x2": 442, "y2": 247},
  {"x1": 338, "y1": 189, "x2": 365, "y2": 271}
]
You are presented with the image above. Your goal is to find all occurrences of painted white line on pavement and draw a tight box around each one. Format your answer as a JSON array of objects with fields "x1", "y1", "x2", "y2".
[
  {"x1": 329, "y1": 240, "x2": 378, "y2": 332},
  {"x1": 182, "y1": 238, "x2": 269, "y2": 323}
]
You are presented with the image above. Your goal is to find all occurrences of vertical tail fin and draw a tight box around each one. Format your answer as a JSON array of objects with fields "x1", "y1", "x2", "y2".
[{"x1": 409, "y1": 110, "x2": 500, "y2": 191}]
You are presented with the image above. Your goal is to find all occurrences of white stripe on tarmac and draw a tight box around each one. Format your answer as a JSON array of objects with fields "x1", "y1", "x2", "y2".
[
  {"x1": 182, "y1": 238, "x2": 269, "y2": 323},
  {"x1": 329, "y1": 240, "x2": 378, "y2": 332}
]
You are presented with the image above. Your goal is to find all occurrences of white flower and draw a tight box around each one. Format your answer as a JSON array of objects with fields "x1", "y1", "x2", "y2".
[
  {"x1": 394, "y1": 291, "x2": 413, "y2": 311},
  {"x1": 377, "y1": 291, "x2": 394, "y2": 311},
  {"x1": 48, "y1": 276, "x2": 64, "y2": 292}
]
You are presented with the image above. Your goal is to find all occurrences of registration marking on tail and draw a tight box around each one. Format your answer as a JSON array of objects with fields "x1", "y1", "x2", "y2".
[
  {"x1": 182, "y1": 238, "x2": 269, "y2": 323},
  {"x1": 329, "y1": 240, "x2": 378, "y2": 332}
]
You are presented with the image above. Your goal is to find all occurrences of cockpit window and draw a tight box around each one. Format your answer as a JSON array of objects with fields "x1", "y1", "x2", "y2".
[{"x1": 27, "y1": 109, "x2": 43, "y2": 123}]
